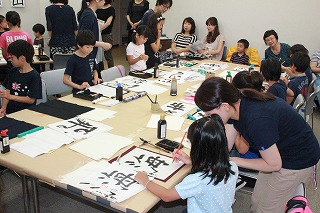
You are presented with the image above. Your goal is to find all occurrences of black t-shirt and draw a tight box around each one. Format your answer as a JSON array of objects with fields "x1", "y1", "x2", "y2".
[
  {"x1": 64, "y1": 53, "x2": 97, "y2": 92},
  {"x1": 145, "y1": 31, "x2": 160, "y2": 69},
  {"x1": 79, "y1": 8, "x2": 99, "y2": 57},
  {"x1": 228, "y1": 97, "x2": 320, "y2": 170},
  {"x1": 127, "y1": 0, "x2": 149, "y2": 28},
  {"x1": 2, "y1": 68, "x2": 42, "y2": 114},
  {"x1": 96, "y1": 6, "x2": 115, "y2": 35},
  {"x1": 267, "y1": 80, "x2": 287, "y2": 101}
]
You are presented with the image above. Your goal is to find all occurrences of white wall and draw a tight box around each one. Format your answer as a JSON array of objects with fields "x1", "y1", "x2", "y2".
[
  {"x1": 1, "y1": 0, "x2": 320, "y2": 56},
  {"x1": 150, "y1": 0, "x2": 320, "y2": 57}
]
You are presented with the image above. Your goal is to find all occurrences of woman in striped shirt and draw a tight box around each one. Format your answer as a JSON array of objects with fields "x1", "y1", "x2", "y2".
[{"x1": 171, "y1": 17, "x2": 197, "y2": 55}]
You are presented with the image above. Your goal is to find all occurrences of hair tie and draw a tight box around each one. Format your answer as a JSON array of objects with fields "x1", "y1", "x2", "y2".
[
  {"x1": 133, "y1": 29, "x2": 136, "y2": 33},
  {"x1": 157, "y1": 16, "x2": 164, "y2": 21}
]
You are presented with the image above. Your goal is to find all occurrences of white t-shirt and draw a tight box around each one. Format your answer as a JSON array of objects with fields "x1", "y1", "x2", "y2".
[
  {"x1": 175, "y1": 161, "x2": 238, "y2": 213},
  {"x1": 126, "y1": 42, "x2": 147, "y2": 71}
]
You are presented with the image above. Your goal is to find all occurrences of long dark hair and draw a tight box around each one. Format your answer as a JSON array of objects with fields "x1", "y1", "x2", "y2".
[
  {"x1": 232, "y1": 71, "x2": 263, "y2": 92},
  {"x1": 188, "y1": 115, "x2": 235, "y2": 185},
  {"x1": 195, "y1": 77, "x2": 275, "y2": 112},
  {"x1": 147, "y1": 13, "x2": 164, "y2": 39},
  {"x1": 77, "y1": 0, "x2": 90, "y2": 22},
  {"x1": 205, "y1": 17, "x2": 220, "y2": 43}
]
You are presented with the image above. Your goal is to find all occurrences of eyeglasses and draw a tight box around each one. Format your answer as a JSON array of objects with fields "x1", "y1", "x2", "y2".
[{"x1": 161, "y1": 4, "x2": 170, "y2": 10}]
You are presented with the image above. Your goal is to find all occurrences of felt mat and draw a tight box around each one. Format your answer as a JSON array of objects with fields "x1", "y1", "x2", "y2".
[
  {"x1": 0, "y1": 116, "x2": 38, "y2": 139},
  {"x1": 28, "y1": 99, "x2": 94, "y2": 120}
]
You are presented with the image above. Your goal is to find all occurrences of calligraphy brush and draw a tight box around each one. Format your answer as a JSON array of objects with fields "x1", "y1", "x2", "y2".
[
  {"x1": 172, "y1": 132, "x2": 187, "y2": 163},
  {"x1": 146, "y1": 94, "x2": 154, "y2": 104},
  {"x1": 139, "y1": 137, "x2": 170, "y2": 153}
]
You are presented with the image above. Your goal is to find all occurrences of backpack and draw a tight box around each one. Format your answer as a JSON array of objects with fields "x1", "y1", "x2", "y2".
[{"x1": 285, "y1": 195, "x2": 313, "y2": 213}]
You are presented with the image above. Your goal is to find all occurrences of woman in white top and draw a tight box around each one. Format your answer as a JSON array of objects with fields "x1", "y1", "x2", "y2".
[
  {"x1": 198, "y1": 17, "x2": 225, "y2": 61},
  {"x1": 171, "y1": 17, "x2": 197, "y2": 55}
]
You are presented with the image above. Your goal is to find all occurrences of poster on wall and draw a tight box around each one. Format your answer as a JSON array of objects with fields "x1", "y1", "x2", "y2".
[
  {"x1": 11, "y1": 0, "x2": 25, "y2": 7},
  {"x1": 0, "y1": 0, "x2": 3, "y2": 8}
]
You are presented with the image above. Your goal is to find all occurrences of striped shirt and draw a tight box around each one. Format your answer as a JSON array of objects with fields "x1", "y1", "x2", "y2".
[
  {"x1": 230, "y1": 52, "x2": 249, "y2": 65},
  {"x1": 172, "y1": 33, "x2": 197, "y2": 49}
]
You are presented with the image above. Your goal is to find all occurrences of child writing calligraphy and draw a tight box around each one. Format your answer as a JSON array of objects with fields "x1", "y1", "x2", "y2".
[
  {"x1": 134, "y1": 115, "x2": 238, "y2": 212},
  {"x1": 63, "y1": 30, "x2": 102, "y2": 92},
  {"x1": 126, "y1": 25, "x2": 149, "y2": 71}
]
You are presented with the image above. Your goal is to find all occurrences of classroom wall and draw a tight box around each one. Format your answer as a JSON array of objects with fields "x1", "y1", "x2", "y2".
[
  {"x1": 149, "y1": 0, "x2": 320, "y2": 57},
  {"x1": 1, "y1": 0, "x2": 320, "y2": 57}
]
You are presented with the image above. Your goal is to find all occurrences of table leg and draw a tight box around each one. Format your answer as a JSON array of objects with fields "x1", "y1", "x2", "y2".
[
  {"x1": 31, "y1": 178, "x2": 40, "y2": 213},
  {"x1": 21, "y1": 175, "x2": 31, "y2": 213}
]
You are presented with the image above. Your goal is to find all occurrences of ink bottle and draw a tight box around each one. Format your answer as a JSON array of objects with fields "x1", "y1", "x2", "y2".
[
  {"x1": 116, "y1": 83, "x2": 123, "y2": 101},
  {"x1": 157, "y1": 114, "x2": 167, "y2": 139},
  {"x1": 226, "y1": 71, "x2": 232, "y2": 83},
  {"x1": 0, "y1": 129, "x2": 10, "y2": 154},
  {"x1": 154, "y1": 63, "x2": 159, "y2": 78},
  {"x1": 176, "y1": 56, "x2": 180, "y2": 68},
  {"x1": 170, "y1": 76, "x2": 177, "y2": 96}
]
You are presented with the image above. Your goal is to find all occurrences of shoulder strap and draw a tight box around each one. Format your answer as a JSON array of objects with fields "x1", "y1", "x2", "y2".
[{"x1": 115, "y1": 65, "x2": 124, "y2": 77}]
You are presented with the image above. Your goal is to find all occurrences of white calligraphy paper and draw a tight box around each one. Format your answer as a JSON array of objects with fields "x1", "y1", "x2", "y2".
[
  {"x1": 69, "y1": 133, "x2": 133, "y2": 160},
  {"x1": 11, "y1": 128, "x2": 74, "y2": 158},
  {"x1": 48, "y1": 117, "x2": 113, "y2": 140},
  {"x1": 161, "y1": 101, "x2": 195, "y2": 116},
  {"x1": 117, "y1": 147, "x2": 184, "y2": 181},
  {"x1": 60, "y1": 160, "x2": 147, "y2": 203},
  {"x1": 196, "y1": 62, "x2": 221, "y2": 72},
  {"x1": 146, "y1": 114, "x2": 185, "y2": 131}
]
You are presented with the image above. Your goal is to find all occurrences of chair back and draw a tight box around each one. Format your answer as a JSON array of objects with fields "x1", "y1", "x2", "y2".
[
  {"x1": 0, "y1": 84, "x2": 5, "y2": 106},
  {"x1": 304, "y1": 85, "x2": 320, "y2": 119},
  {"x1": 40, "y1": 69, "x2": 72, "y2": 96},
  {"x1": 101, "y1": 65, "x2": 126, "y2": 82},
  {"x1": 220, "y1": 46, "x2": 227, "y2": 61},
  {"x1": 53, "y1": 54, "x2": 72, "y2": 70},
  {"x1": 36, "y1": 79, "x2": 48, "y2": 105},
  {"x1": 293, "y1": 94, "x2": 305, "y2": 112},
  {"x1": 307, "y1": 73, "x2": 317, "y2": 98}
]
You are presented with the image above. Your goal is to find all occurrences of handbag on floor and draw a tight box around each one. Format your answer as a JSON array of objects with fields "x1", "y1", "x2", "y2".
[{"x1": 285, "y1": 195, "x2": 312, "y2": 213}]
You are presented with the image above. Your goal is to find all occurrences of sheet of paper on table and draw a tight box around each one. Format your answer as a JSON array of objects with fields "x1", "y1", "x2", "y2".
[
  {"x1": 59, "y1": 160, "x2": 150, "y2": 203},
  {"x1": 78, "y1": 107, "x2": 117, "y2": 121},
  {"x1": 146, "y1": 114, "x2": 185, "y2": 131},
  {"x1": 48, "y1": 117, "x2": 113, "y2": 140},
  {"x1": 161, "y1": 101, "x2": 195, "y2": 117},
  {"x1": 11, "y1": 128, "x2": 74, "y2": 158},
  {"x1": 117, "y1": 146, "x2": 184, "y2": 181},
  {"x1": 69, "y1": 132, "x2": 134, "y2": 160}
]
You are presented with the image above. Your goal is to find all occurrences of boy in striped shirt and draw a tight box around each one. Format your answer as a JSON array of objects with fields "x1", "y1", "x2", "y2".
[{"x1": 230, "y1": 39, "x2": 249, "y2": 65}]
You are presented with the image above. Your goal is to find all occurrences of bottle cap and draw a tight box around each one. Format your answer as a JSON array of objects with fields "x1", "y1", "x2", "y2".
[
  {"x1": 160, "y1": 114, "x2": 166, "y2": 120},
  {"x1": 227, "y1": 71, "x2": 231, "y2": 75},
  {"x1": 117, "y1": 82, "x2": 121, "y2": 87},
  {"x1": 1, "y1": 129, "x2": 8, "y2": 137},
  {"x1": 172, "y1": 76, "x2": 177, "y2": 81}
]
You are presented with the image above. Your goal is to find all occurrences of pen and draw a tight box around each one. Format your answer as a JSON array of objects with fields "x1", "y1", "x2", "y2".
[
  {"x1": 155, "y1": 95, "x2": 158, "y2": 104},
  {"x1": 172, "y1": 132, "x2": 187, "y2": 163}
]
